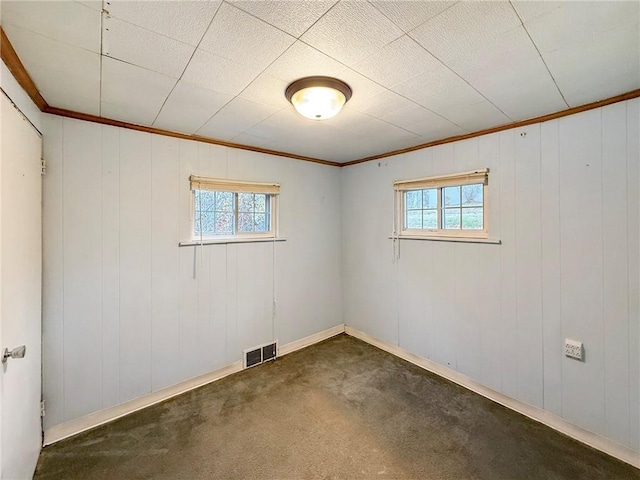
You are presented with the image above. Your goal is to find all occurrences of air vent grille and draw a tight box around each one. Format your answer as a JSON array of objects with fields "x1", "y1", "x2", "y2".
[{"x1": 243, "y1": 341, "x2": 278, "y2": 369}]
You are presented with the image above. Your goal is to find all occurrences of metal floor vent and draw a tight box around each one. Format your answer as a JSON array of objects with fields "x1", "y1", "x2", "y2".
[{"x1": 243, "y1": 341, "x2": 278, "y2": 369}]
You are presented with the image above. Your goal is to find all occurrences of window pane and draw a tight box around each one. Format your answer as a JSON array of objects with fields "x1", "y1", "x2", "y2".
[
  {"x1": 443, "y1": 208, "x2": 461, "y2": 229},
  {"x1": 238, "y1": 192, "x2": 254, "y2": 212},
  {"x1": 406, "y1": 210, "x2": 422, "y2": 229},
  {"x1": 215, "y1": 191, "x2": 233, "y2": 212},
  {"x1": 462, "y1": 184, "x2": 483, "y2": 207},
  {"x1": 254, "y1": 213, "x2": 267, "y2": 232},
  {"x1": 443, "y1": 186, "x2": 460, "y2": 207},
  {"x1": 406, "y1": 190, "x2": 421, "y2": 210},
  {"x1": 199, "y1": 191, "x2": 215, "y2": 211},
  {"x1": 255, "y1": 194, "x2": 266, "y2": 212},
  {"x1": 422, "y1": 189, "x2": 437, "y2": 209},
  {"x1": 195, "y1": 211, "x2": 215, "y2": 235},
  {"x1": 423, "y1": 210, "x2": 437, "y2": 229},
  {"x1": 215, "y1": 212, "x2": 233, "y2": 234},
  {"x1": 238, "y1": 212, "x2": 254, "y2": 232},
  {"x1": 461, "y1": 207, "x2": 483, "y2": 230}
]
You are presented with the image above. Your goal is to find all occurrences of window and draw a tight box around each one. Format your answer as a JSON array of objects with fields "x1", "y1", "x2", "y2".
[
  {"x1": 394, "y1": 168, "x2": 488, "y2": 239},
  {"x1": 190, "y1": 175, "x2": 279, "y2": 240}
]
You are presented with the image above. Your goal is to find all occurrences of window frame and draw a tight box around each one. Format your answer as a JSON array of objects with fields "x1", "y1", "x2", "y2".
[
  {"x1": 394, "y1": 168, "x2": 489, "y2": 240},
  {"x1": 189, "y1": 175, "x2": 279, "y2": 241}
]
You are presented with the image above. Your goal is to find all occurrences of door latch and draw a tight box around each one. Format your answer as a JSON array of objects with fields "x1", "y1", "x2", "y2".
[{"x1": 2, "y1": 345, "x2": 26, "y2": 364}]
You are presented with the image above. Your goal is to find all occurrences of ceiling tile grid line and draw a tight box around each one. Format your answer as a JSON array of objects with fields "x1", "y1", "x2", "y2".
[{"x1": 508, "y1": 0, "x2": 569, "y2": 109}]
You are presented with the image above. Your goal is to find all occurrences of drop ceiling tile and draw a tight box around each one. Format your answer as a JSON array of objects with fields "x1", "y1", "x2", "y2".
[
  {"x1": 1, "y1": 0, "x2": 100, "y2": 52},
  {"x1": 301, "y1": 1, "x2": 404, "y2": 66},
  {"x1": 404, "y1": 116, "x2": 466, "y2": 141},
  {"x1": 469, "y1": 58, "x2": 566, "y2": 121},
  {"x1": 101, "y1": 56, "x2": 177, "y2": 125},
  {"x1": 325, "y1": 110, "x2": 382, "y2": 133},
  {"x1": 354, "y1": 89, "x2": 414, "y2": 118},
  {"x1": 239, "y1": 74, "x2": 292, "y2": 109},
  {"x1": 231, "y1": 133, "x2": 297, "y2": 154},
  {"x1": 336, "y1": 114, "x2": 415, "y2": 139},
  {"x1": 353, "y1": 35, "x2": 442, "y2": 89},
  {"x1": 106, "y1": 0, "x2": 221, "y2": 46},
  {"x1": 511, "y1": 1, "x2": 562, "y2": 23},
  {"x1": 248, "y1": 108, "x2": 340, "y2": 143},
  {"x1": 345, "y1": 127, "x2": 420, "y2": 160},
  {"x1": 198, "y1": 3, "x2": 296, "y2": 71},
  {"x1": 75, "y1": 1, "x2": 102, "y2": 11},
  {"x1": 440, "y1": 100, "x2": 510, "y2": 132},
  {"x1": 525, "y1": 1, "x2": 639, "y2": 55},
  {"x1": 103, "y1": 16, "x2": 195, "y2": 78},
  {"x1": 378, "y1": 103, "x2": 460, "y2": 135},
  {"x1": 153, "y1": 80, "x2": 232, "y2": 134},
  {"x1": 229, "y1": 0, "x2": 336, "y2": 37},
  {"x1": 181, "y1": 49, "x2": 259, "y2": 96},
  {"x1": 3, "y1": 24, "x2": 100, "y2": 114},
  {"x1": 393, "y1": 66, "x2": 475, "y2": 109},
  {"x1": 196, "y1": 98, "x2": 283, "y2": 141},
  {"x1": 371, "y1": 0, "x2": 456, "y2": 33},
  {"x1": 334, "y1": 68, "x2": 386, "y2": 111},
  {"x1": 543, "y1": 23, "x2": 640, "y2": 106},
  {"x1": 444, "y1": 26, "x2": 540, "y2": 83},
  {"x1": 410, "y1": 1, "x2": 521, "y2": 65},
  {"x1": 266, "y1": 41, "x2": 345, "y2": 83},
  {"x1": 100, "y1": 101, "x2": 158, "y2": 127}
]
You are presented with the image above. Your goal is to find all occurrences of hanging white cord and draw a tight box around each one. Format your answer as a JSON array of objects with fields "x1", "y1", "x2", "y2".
[
  {"x1": 272, "y1": 232, "x2": 276, "y2": 342},
  {"x1": 392, "y1": 190, "x2": 401, "y2": 263},
  {"x1": 198, "y1": 182, "x2": 204, "y2": 268},
  {"x1": 392, "y1": 190, "x2": 397, "y2": 263}
]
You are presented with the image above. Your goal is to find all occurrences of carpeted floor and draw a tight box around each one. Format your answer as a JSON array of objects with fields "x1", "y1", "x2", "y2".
[{"x1": 35, "y1": 334, "x2": 639, "y2": 479}]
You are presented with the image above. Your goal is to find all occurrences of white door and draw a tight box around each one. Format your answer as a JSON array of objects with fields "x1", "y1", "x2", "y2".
[{"x1": 0, "y1": 94, "x2": 42, "y2": 478}]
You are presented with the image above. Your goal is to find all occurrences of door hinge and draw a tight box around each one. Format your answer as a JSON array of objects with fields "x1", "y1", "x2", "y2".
[
  {"x1": 41, "y1": 158, "x2": 46, "y2": 176},
  {"x1": 40, "y1": 400, "x2": 45, "y2": 417}
]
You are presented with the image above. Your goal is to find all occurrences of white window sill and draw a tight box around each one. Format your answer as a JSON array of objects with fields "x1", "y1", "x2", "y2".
[
  {"x1": 179, "y1": 237, "x2": 286, "y2": 247},
  {"x1": 389, "y1": 235, "x2": 501, "y2": 245}
]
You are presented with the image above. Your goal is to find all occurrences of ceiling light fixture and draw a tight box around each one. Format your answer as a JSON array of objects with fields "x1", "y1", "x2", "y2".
[{"x1": 285, "y1": 76, "x2": 352, "y2": 121}]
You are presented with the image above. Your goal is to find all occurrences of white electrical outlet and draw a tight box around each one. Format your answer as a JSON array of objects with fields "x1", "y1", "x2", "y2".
[{"x1": 564, "y1": 339, "x2": 584, "y2": 361}]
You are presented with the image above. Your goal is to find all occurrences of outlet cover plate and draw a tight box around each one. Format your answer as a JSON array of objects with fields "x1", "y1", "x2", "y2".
[{"x1": 564, "y1": 339, "x2": 584, "y2": 361}]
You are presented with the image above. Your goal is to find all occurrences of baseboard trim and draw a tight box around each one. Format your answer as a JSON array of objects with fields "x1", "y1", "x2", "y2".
[
  {"x1": 278, "y1": 323, "x2": 345, "y2": 356},
  {"x1": 44, "y1": 324, "x2": 345, "y2": 446},
  {"x1": 344, "y1": 326, "x2": 639, "y2": 469}
]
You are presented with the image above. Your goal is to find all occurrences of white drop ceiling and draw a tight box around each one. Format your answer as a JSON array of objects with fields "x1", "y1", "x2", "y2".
[{"x1": 1, "y1": 0, "x2": 638, "y2": 163}]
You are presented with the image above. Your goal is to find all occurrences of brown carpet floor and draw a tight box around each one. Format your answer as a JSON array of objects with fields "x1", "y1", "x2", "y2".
[{"x1": 34, "y1": 333, "x2": 639, "y2": 479}]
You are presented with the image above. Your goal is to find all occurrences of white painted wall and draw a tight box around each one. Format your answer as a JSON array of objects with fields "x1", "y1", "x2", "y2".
[
  {"x1": 342, "y1": 99, "x2": 639, "y2": 453},
  {"x1": 0, "y1": 60, "x2": 41, "y2": 132},
  {"x1": 41, "y1": 114, "x2": 343, "y2": 430}
]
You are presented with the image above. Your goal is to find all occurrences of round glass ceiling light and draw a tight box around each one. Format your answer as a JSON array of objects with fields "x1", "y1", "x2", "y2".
[{"x1": 285, "y1": 76, "x2": 352, "y2": 121}]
